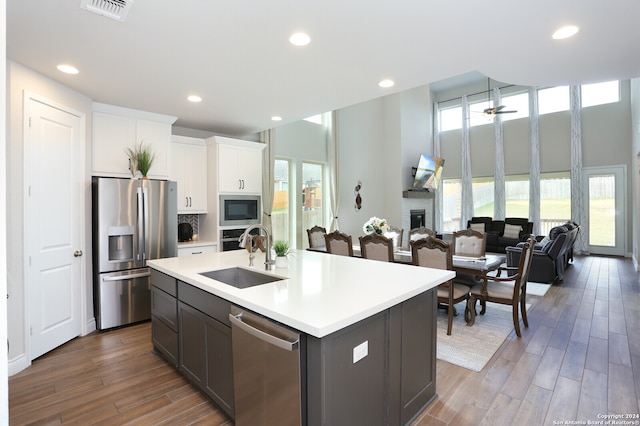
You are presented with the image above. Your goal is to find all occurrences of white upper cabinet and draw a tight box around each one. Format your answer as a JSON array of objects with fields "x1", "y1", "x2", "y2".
[
  {"x1": 92, "y1": 102, "x2": 176, "y2": 178},
  {"x1": 171, "y1": 136, "x2": 207, "y2": 214},
  {"x1": 215, "y1": 137, "x2": 265, "y2": 194}
]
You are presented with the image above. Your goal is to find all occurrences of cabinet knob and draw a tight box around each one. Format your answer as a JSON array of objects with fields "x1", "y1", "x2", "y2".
[{"x1": 74, "y1": 250, "x2": 83, "y2": 257}]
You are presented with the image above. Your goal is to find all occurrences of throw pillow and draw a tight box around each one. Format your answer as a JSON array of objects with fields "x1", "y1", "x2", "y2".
[
  {"x1": 503, "y1": 223, "x2": 522, "y2": 239},
  {"x1": 469, "y1": 223, "x2": 485, "y2": 232},
  {"x1": 539, "y1": 236, "x2": 551, "y2": 246}
]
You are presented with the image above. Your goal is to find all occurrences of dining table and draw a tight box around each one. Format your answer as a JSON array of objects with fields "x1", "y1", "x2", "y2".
[{"x1": 309, "y1": 245, "x2": 506, "y2": 321}]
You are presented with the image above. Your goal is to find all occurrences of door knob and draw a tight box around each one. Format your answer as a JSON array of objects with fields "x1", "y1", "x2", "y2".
[{"x1": 74, "y1": 250, "x2": 83, "y2": 257}]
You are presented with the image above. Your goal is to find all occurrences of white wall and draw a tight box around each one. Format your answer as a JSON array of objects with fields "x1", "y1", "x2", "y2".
[
  {"x1": 630, "y1": 78, "x2": 640, "y2": 268},
  {"x1": 6, "y1": 61, "x2": 93, "y2": 374},
  {"x1": 1, "y1": 0, "x2": 9, "y2": 420},
  {"x1": 335, "y1": 85, "x2": 433, "y2": 242}
]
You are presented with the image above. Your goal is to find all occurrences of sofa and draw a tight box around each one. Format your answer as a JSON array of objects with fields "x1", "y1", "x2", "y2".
[
  {"x1": 505, "y1": 221, "x2": 581, "y2": 283},
  {"x1": 466, "y1": 217, "x2": 534, "y2": 253}
]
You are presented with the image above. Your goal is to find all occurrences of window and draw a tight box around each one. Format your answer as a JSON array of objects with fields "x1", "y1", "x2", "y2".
[
  {"x1": 301, "y1": 162, "x2": 324, "y2": 248},
  {"x1": 439, "y1": 106, "x2": 462, "y2": 131},
  {"x1": 472, "y1": 177, "x2": 494, "y2": 216},
  {"x1": 538, "y1": 86, "x2": 570, "y2": 115},
  {"x1": 505, "y1": 174, "x2": 529, "y2": 217},
  {"x1": 539, "y1": 172, "x2": 571, "y2": 235},
  {"x1": 272, "y1": 159, "x2": 290, "y2": 242},
  {"x1": 581, "y1": 80, "x2": 619, "y2": 108},
  {"x1": 500, "y1": 92, "x2": 529, "y2": 122},
  {"x1": 441, "y1": 178, "x2": 462, "y2": 232}
]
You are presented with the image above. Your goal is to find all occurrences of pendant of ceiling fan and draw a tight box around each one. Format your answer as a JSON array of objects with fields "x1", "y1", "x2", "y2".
[{"x1": 483, "y1": 78, "x2": 517, "y2": 115}]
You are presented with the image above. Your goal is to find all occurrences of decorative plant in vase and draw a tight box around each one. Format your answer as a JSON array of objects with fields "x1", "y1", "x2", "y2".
[
  {"x1": 273, "y1": 240, "x2": 291, "y2": 268},
  {"x1": 125, "y1": 141, "x2": 156, "y2": 179},
  {"x1": 363, "y1": 216, "x2": 390, "y2": 235}
]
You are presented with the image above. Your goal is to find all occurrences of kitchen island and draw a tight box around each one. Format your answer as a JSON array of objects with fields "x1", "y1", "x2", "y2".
[{"x1": 148, "y1": 249, "x2": 453, "y2": 426}]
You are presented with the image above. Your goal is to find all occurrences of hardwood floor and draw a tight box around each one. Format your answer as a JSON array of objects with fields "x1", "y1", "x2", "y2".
[{"x1": 9, "y1": 255, "x2": 640, "y2": 425}]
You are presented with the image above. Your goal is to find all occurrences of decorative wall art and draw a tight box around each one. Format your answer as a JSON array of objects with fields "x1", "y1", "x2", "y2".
[{"x1": 354, "y1": 180, "x2": 362, "y2": 211}]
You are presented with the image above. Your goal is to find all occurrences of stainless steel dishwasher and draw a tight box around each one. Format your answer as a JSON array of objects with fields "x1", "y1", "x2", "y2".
[{"x1": 229, "y1": 306, "x2": 302, "y2": 426}]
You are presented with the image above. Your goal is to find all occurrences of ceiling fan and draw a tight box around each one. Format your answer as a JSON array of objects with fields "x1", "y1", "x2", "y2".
[{"x1": 481, "y1": 78, "x2": 517, "y2": 116}]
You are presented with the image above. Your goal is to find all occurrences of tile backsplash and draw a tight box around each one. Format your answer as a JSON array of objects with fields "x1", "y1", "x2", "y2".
[{"x1": 178, "y1": 214, "x2": 199, "y2": 237}]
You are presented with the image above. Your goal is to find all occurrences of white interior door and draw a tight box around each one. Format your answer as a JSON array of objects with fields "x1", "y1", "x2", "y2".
[
  {"x1": 583, "y1": 166, "x2": 626, "y2": 257},
  {"x1": 26, "y1": 96, "x2": 84, "y2": 360}
]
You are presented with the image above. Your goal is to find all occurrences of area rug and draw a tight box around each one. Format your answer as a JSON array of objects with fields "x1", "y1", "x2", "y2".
[{"x1": 436, "y1": 283, "x2": 548, "y2": 372}]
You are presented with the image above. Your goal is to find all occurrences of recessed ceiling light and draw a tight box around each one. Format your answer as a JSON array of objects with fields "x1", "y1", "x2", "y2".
[
  {"x1": 552, "y1": 25, "x2": 579, "y2": 40},
  {"x1": 57, "y1": 64, "x2": 79, "y2": 75},
  {"x1": 379, "y1": 79, "x2": 395, "y2": 88},
  {"x1": 289, "y1": 32, "x2": 311, "y2": 47},
  {"x1": 271, "y1": 116, "x2": 283, "y2": 122},
  {"x1": 187, "y1": 95, "x2": 202, "y2": 103}
]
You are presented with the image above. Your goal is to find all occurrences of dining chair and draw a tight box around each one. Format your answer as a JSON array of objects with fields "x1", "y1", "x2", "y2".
[
  {"x1": 324, "y1": 230, "x2": 354, "y2": 257},
  {"x1": 410, "y1": 237, "x2": 469, "y2": 335},
  {"x1": 383, "y1": 226, "x2": 404, "y2": 249},
  {"x1": 306, "y1": 225, "x2": 327, "y2": 248},
  {"x1": 452, "y1": 228, "x2": 487, "y2": 258},
  {"x1": 409, "y1": 226, "x2": 436, "y2": 244},
  {"x1": 359, "y1": 233, "x2": 394, "y2": 262},
  {"x1": 466, "y1": 235, "x2": 536, "y2": 337}
]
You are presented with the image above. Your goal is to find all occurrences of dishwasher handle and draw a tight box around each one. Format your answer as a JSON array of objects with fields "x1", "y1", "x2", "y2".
[{"x1": 229, "y1": 313, "x2": 299, "y2": 352}]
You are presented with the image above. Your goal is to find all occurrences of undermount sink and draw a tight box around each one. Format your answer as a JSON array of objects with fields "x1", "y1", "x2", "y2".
[{"x1": 199, "y1": 267, "x2": 283, "y2": 289}]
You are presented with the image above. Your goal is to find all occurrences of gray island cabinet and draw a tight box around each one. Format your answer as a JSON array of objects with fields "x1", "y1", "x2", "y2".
[{"x1": 148, "y1": 249, "x2": 453, "y2": 426}]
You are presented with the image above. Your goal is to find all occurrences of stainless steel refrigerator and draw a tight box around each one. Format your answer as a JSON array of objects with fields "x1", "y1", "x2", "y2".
[{"x1": 92, "y1": 177, "x2": 177, "y2": 330}]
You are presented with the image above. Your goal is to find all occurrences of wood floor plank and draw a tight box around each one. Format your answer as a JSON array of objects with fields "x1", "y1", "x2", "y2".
[
  {"x1": 531, "y1": 346, "x2": 565, "y2": 390},
  {"x1": 584, "y1": 336, "x2": 608, "y2": 374},
  {"x1": 500, "y1": 352, "x2": 542, "y2": 400},
  {"x1": 8, "y1": 255, "x2": 640, "y2": 425},
  {"x1": 608, "y1": 362, "x2": 640, "y2": 415},
  {"x1": 513, "y1": 384, "x2": 553, "y2": 426},
  {"x1": 544, "y1": 375, "x2": 581, "y2": 424},
  {"x1": 559, "y1": 340, "x2": 587, "y2": 381},
  {"x1": 577, "y1": 368, "x2": 608, "y2": 421}
]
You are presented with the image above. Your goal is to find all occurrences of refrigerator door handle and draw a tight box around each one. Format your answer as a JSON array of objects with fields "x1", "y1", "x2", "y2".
[
  {"x1": 137, "y1": 187, "x2": 145, "y2": 261},
  {"x1": 102, "y1": 271, "x2": 151, "y2": 282},
  {"x1": 142, "y1": 186, "x2": 149, "y2": 260}
]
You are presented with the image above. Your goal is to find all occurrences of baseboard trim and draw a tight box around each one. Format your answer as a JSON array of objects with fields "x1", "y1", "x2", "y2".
[{"x1": 8, "y1": 354, "x2": 30, "y2": 376}]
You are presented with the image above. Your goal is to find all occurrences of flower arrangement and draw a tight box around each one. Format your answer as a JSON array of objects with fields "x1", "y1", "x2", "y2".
[{"x1": 363, "y1": 217, "x2": 390, "y2": 234}]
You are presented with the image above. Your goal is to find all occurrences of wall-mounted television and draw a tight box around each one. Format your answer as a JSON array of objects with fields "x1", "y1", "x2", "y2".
[{"x1": 411, "y1": 154, "x2": 444, "y2": 191}]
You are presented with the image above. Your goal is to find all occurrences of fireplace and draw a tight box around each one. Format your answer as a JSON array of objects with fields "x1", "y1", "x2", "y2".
[{"x1": 410, "y1": 209, "x2": 425, "y2": 229}]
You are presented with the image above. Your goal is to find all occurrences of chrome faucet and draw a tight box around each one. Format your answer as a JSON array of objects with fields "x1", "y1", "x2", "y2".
[{"x1": 238, "y1": 224, "x2": 274, "y2": 270}]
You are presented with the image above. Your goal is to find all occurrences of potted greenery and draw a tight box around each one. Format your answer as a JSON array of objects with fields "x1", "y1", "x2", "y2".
[
  {"x1": 125, "y1": 141, "x2": 156, "y2": 178},
  {"x1": 273, "y1": 240, "x2": 290, "y2": 268}
]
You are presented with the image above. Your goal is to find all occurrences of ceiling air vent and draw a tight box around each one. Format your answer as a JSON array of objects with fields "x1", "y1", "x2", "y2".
[{"x1": 80, "y1": 0, "x2": 133, "y2": 22}]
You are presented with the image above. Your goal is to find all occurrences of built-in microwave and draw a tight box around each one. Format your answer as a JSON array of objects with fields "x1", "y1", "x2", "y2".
[{"x1": 219, "y1": 194, "x2": 261, "y2": 226}]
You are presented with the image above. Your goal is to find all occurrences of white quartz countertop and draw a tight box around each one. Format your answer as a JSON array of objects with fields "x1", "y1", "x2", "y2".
[{"x1": 148, "y1": 249, "x2": 454, "y2": 338}]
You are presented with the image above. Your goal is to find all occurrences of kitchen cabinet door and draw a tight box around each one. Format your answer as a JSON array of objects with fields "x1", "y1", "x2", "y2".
[
  {"x1": 217, "y1": 139, "x2": 264, "y2": 193},
  {"x1": 172, "y1": 137, "x2": 207, "y2": 213},
  {"x1": 91, "y1": 103, "x2": 175, "y2": 178},
  {"x1": 178, "y1": 301, "x2": 206, "y2": 389},
  {"x1": 92, "y1": 111, "x2": 136, "y2": 177},
  {"x1": 136, "y1": 119, "x2": 171, "y2": 178},
  {"x1": 205, "y1": 315, "x2": 235, "y2": 417}
]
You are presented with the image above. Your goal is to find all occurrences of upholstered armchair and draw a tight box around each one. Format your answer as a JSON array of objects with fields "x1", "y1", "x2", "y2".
[
  {"x1": 306, "y1": 225, "x2": 326, "y2": 249},
  {"x1": 359, "y1": 233, "x2": 394, "y2": 262},
  {"x1": 324, "y1": 231, "x2": 354, "y2": 256},
  {"x1": 452, "y1": 229, "x2": 487, "y2": 258},
  {"x1": 411, "y1": 237, "x2": 469, "y2": 335},
  {"x1": 409, "y1": 226, "x2": 436, "y2": 244}
]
